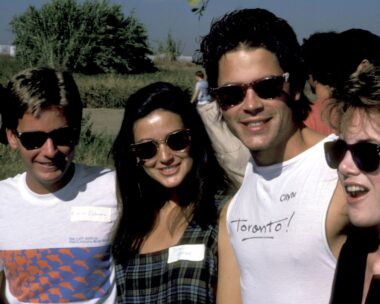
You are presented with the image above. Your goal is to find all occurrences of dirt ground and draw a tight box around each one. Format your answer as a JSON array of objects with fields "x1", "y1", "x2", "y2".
[{"x1": 83, "y1": 108, "x2": 124, "y2": 136}]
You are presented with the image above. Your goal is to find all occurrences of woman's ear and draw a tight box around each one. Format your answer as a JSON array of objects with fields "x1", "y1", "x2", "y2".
[{"x1": 6, "y1": 129, "x2": 19, "y2": 150}]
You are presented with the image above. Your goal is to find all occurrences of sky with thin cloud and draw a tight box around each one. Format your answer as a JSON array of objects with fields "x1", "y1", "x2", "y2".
[{"x1": 0, "y1": 0, "x2": 379, "y2": 56}]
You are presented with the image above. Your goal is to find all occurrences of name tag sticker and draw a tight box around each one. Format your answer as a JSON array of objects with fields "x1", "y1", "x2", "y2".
[
  {"x1": 70, "y1": 207, "x2": 112, "y2": 222},
  {"x1": 167, "y1": 244, "x2": 205, "y2": 263}
]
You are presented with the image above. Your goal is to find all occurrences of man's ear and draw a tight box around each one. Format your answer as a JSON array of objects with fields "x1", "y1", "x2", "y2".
[{"x1": 6, "y1": 129, "x2": 19, "y2": 150}]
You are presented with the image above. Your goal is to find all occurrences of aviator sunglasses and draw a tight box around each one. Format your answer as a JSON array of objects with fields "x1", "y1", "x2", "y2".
[
  {"x1": 210, "y1": 72, "x2": 290, "y2": 111},
  {"x1": 324, "y1": 139, "x2": 380, "y2": 173},
  {"x1": 130, "y1": 129, "x2": 191, "y2": 160},
  {"x1": 13, "y1": 127, "x2": 78, "y2": 150}
]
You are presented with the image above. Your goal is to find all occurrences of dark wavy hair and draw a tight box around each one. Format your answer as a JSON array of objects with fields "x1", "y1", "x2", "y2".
[
  {"x1": 198, "y1": 8, "x2": 310, "y2": 123},
  {"x1": 111, "y1": 81, "x2": 228, "y2": 261}
]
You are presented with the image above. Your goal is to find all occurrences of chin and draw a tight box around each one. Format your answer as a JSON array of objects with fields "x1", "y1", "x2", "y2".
[{"x1": 349, "y1": 215, "x2": 377, "y2": 228}]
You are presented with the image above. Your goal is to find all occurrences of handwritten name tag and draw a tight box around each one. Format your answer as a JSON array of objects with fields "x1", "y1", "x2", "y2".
[
  {"x1": 70, "y1": 207, "x2": 112, "y2": 222},
  {"x1": 167, "y1": 244, "x2": 205, "y2": 263}
]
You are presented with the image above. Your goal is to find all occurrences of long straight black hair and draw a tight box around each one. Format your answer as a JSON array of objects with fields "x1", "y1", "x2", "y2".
[{"x1": 111, "y1": 82, "x2": 228, "y2": 261}]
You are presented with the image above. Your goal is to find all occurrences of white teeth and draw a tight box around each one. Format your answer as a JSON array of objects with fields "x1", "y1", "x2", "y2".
[
  {"x1": 345, "y1": 185, "x2": 368, "y2": 197},
  {"x1": 247, "y1": 121, "x2": 264, "y2": 127},
  {"x1": 162, "y1": 166, "x2": 176, "y2": 171}
]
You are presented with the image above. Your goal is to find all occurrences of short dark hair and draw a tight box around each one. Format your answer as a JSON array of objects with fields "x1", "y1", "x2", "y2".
[
  {"x1": 2, "y1": 67, "x2": 82, "y2": 134},
  {"x1": 195, "y1": 70, "x2": 205, "y2": 78},
  {"x1": 111, "y1": 81, "x2": 228, "y2": 260},
  {"x1": 302, "y1": 31, "x2": 342, "y2": 86},
  {"x1": 199, "y1": 8, "x2": 310, "y2": 123}
]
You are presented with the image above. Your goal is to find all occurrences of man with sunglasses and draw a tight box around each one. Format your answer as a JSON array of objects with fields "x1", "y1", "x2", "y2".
[
  {"x1": 199, "y1": 8, "x2": 349, "y2": 304},
  {"x1": 325, "y1": 64, "x2": 380, "y2": 303},
  {"x1": 0, "y1": 67, "x2": 118, "y2": 303}
]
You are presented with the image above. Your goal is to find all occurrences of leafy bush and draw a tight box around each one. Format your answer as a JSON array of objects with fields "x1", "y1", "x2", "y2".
[
  {"x1": 76, "y1": 60, "x2": 200, "y2": 108},
  {"x1": 11, "y1": 0, "x2": 156, "y2": 74}
]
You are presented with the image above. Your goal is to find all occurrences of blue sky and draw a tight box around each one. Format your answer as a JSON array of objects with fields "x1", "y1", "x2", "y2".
[{"x1": 1, "y1": 0, "x2": 379, "y2": 56}]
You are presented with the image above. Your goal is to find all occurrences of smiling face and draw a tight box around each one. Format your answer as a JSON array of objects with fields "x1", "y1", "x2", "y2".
[
  {"x1": 6, "y1": 106, "x2": 76, "y2": 194},
  {"x1": 338, "y1": 109, "x2": 380, "y2": 228},
  {"x1": 218, "y1": 48, "x2": 298, "y2": 165},
  {"x1": 133, "y1": 109, "x2": 193, "y2": 189}
]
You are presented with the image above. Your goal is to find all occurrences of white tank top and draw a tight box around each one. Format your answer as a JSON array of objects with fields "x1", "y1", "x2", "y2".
[{"x1": 227, "y1": 135, "x2": 338, "y2": 304}]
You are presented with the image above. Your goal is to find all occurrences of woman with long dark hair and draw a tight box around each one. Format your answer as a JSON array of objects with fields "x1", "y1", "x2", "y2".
[{"x1": 112, "y1": 82, "x2": 239, "y2": 303}]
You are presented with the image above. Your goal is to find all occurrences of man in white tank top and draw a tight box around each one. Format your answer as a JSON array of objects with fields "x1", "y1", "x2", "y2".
[{"x1": 199, "y1": 8, "x2": 349, "y2": 304}]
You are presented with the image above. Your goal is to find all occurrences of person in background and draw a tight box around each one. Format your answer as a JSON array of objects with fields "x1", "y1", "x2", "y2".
[
  {"x1": 0, "y1": 67, "x2": 119, "y2": 303},
  {"x1": 111, "y1": 81, "x2": 240, "y2": 303},
  {"x1": 302, "y1": 28, "x2": 380, "y2": 135},
  {"x1": 302, "y1": 31, "x2": 340, "y2": 135},
  {"x1": 325, "y1": 64, "x2": 380, "y2": 303},
  {"x1": 190, "y1": 70, "x2": 212, "y2": 106},
  {"x1": 192, "y1": 66, "x2": 249, "y2": 190},
  {"x1": 196, "y1": 99, "x2": 251, "y2": 190},
  {"x1": 199, "y1": 8, "x2": 349, "y2": 303}
]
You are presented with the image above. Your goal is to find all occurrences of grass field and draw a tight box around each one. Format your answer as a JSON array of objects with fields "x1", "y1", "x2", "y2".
[{"x1": 0, "y1": 56, "x2": 200, "y2": 179}]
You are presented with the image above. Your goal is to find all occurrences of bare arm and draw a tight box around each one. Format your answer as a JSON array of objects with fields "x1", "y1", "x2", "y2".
[
  {"x1": 190, "y1": 86, "x2": 200, "y2": 103},
  {"x1": 217, "y1": 201, "x2": 242, "y2": 304}
]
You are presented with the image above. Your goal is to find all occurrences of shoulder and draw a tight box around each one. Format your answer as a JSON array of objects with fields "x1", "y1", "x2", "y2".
[
  {"x1": 73, "y1": 164, "x2": 116, "y2": 191},
  {"x1": 0, "y1": 172, "x2": 25, "y2": 192},
  {"x1": 75, "y1": 163, "x2": 115, "y2": 180},
  {"x1": 303, "y1": 127, "x2": 335, "y2": 148}
]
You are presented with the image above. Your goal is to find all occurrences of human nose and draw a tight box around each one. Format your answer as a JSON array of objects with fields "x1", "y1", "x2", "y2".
[
  {"x1": 156, "y1": 143, "x2": 174, "y2": 163},
  {"x1": 338, "y1": 150, "x2": 360, "y2": 177},
  {"x1": 40, "y1": 137, "x2": 58, "y2": 157},
  {"x1": 242, "y1": 87, "x2": 264, "y2": 113}
]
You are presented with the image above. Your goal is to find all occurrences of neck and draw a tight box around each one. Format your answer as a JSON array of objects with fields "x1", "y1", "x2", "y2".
[{"x1": 314, "y1": 82, "x2": 332, "y2": 100}]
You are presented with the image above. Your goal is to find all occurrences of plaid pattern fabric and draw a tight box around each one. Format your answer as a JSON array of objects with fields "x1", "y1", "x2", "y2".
[{"x1": 116, "y1": 220, "x2": 218, "y2": 303}]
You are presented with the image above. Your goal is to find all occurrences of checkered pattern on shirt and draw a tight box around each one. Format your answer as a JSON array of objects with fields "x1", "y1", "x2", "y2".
[{"x1": 115, "y1": 220, "x2": 218, "y2": 303}]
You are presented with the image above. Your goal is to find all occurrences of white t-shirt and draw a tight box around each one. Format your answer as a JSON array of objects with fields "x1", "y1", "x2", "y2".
[
  {"x1": 227, "y1": 135, "x2": 338, "y2": 304},
  {"x1": 0, "y1": 164, "x2": 119, "y2": 304}
]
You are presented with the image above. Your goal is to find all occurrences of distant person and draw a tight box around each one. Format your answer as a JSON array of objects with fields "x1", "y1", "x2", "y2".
[
  {"x1": 191, "y1": 72, "x2": 250, "y2": 189},
  {"x1": 196, "y1": 100, "x2": 251, "y2": 189},
  {"x1": 0, "y1": 67, "x2": 119, "y2": 303},
  {"x1": 325, "y1": 64, "x2": 380, "y2": 303},
  {"x1": 111, "y1": 82, "x2": 240, "y2": 303},
  {"x1": 302, "y1": 31, "x2": 340, "y2": 135},
  {"x1": 302, "y1": 28, "x2": 380, "y2": 135},
  {"x1": 190, "y1": 70, "x2": 212, "y2": 106},
  {"x1": 200, "y1": 8, "x2": 349, "y2": 303}
]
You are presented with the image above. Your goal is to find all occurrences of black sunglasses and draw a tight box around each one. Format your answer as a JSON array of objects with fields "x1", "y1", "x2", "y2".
[
  {"x1": 210, "y1": 73, "x2": 290, "y2": 111},
  {"x1": 130, "y1": 129, "x2": 191, "y2": 160},
  {"x1": 14, "y1": 127, "x2": 78, "y2": 150},
  {"x1": 324, "y1": 139, "x2": 380, "y2": 173}
]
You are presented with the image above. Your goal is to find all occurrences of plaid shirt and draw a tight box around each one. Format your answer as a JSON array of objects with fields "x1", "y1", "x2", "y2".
[{"x1": 115, "y1": 220, "x2": 218, "y2": 303}]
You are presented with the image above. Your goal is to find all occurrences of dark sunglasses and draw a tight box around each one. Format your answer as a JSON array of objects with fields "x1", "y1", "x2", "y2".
[
  {"x1": 324, "y1": 139, "x2": 380, "y2": 173},
  {"x1": 210, "y1": 73, "x2": 290, "y2": 111},
  {"x1": 130, "y1": 129, "x2": 191, "y2": 160},
  {"x1": 14, "y1": 127, "x2": 78, "y2": 150}
]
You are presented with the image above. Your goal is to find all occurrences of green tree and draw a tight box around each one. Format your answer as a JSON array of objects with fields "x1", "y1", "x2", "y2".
[
  {"x1": 11, "y1": 0, "x2": 156, "y2": 74},
  {"x1": 157, "y1": 32, "x2": 183, "y2": 62}
]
